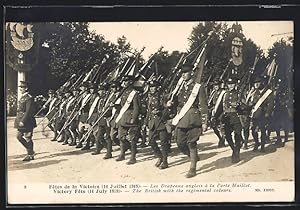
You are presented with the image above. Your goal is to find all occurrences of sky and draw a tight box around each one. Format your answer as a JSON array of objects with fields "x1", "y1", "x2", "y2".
[{"x1": 89, "y1": 21, "x2": 293, "y2": 59}]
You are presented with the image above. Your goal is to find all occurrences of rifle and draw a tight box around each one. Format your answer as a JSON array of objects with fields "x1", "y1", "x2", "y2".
[{"x1": 78, "y1": 87, "x2": 127, "y2": 145}]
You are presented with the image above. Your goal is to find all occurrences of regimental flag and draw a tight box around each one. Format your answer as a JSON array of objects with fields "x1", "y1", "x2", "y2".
[{"x1": 193, "y1": 43, "x2": 208, "y2": 84}]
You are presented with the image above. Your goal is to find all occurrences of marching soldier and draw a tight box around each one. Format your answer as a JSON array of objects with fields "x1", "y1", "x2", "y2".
[
  {"x1": 220, "y1": 78, "x2": 244, "y2": 163},
  {"x1": 147, "y1": 80, "x2": 170, "y2": 169},
  {"x1": 249, "y1": 76, "x2": 274, "y2": 152},
  {"x1": 80, "y1": 82, "x2": 98, "y2": 150},
  {"x1": 68, "y1": 87, "x2": 81, "y2": 146},
  {"x1": 56, "y1": 89, "x2": 69, "y2": 143},
  {"x1": 167, "y1": 64, "x2": 208, "y2": 178},
  {"x1": 107, "y1": 81, "x2": 122, "y2": 147},
  {"x1": 76, "y1": 82, "x2": 91, "y2": 148},
  {"x1": 115, "y1": 75, "x2": 141, "y2": 165},
  {"x1": 61, "y1": 89, "x2": 76, "y2": 145},
  {"x1": 14, "y1": 81, "x2": 37, "y2": 161},
  {"x1": 44, "y1": 90, "x2": 59, "y2": 138},
  {"x1": 208, "y1": 80, "x2": 225, "y2": 147},
  {"x1": 90, "y1": 83, "x2": 111, "y2": 157}
]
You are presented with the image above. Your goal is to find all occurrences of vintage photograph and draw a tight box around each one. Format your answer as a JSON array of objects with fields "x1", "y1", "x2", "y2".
[{"x1": 5, "y1": 20, "x2": 294, "y2": 204}]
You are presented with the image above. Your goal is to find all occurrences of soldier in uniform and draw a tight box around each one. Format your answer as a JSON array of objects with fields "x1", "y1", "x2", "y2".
[
  {"x1": 208, "y1": 80, "x2": 225, "y2": 147},
  {"x1": 146, "y1": 80, "x2": 170, "y2": 169},
  {"x1": 220, "y1": 78, "x2": 244, "y2": 163},
  {"x1": 14, "y1": 81, "x2": 37, "y2": 161},
  {"x1": 250, "y1": 76, "x2": 274, "y2": 152},
  {"x1": 76, "y1": 81, "x2": 91, "y2": 148},
  {"x1": 80, "y1": 82, "x2": 98, "y2": 150},
  {"x1": 68, "y1": 87, "x2": 81, "y2": 146},
  {"x1": 167, "y1": 64, "x2": 208, "y2": 178},
  {"x1": 90, "y1": 83, "x2": 109, "y2": 156},
  {"x1": 56, "y1": 89, "x2": 69, "y2": 143},
  {"x1": 107, "y1": 81, "x2": 122, "y2": 147},
  {"x1": 61, "y1": 89, "x2": 76, "y2": 145},
  {"x1": 115, "y1": 75, "x2": 141, "y2": 165}
]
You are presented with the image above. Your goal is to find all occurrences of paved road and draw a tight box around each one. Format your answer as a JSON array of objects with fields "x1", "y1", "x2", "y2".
[{"x1": 7, "y1": 117, "x2": 294, "y2": 183}]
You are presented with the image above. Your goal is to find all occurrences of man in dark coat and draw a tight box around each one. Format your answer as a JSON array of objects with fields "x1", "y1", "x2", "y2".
[
  {"x1": 14, "y1": 81, "x2": 37, "y2": 161},
  {"x1": 167, "y1": 64, "x2": 208, "y2": 178},
  {"x1": 220, "y1": 78, "x2": 244, "y2": 163},
  {"x1": 115, "y1": 75, "x2": 141, "y2": 165},
  {"x1": 146, "y1": 80, "x2": 170, "y2": 169}
]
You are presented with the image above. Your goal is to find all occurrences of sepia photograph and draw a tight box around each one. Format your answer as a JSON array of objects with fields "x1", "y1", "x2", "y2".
[{"x1": 5, "y1": 19, "x2": 294, "y2": 204}]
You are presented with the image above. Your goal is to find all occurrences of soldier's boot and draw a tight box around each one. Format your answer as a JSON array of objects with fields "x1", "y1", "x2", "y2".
[
  {"x1": 81, "y1": 138, "x2": 91, "y2": 150},
  {"x1": 116, "y1": 141, "x2": 126, "y2": 161},
  {"x1": 159, "y1": 150, "x2": 169, "y2": 170},
  {"x1": 91, "y1": 140, "x2": 103, "y2": 155},
  {"x1": 218, "y1": 136, "x2": 226, "y2": 148},
  {"x1": 185, "y1": 147, "x2": 198, "y2": 178},
  {"x1": 57, "y1": 132, "x2": 65, "y2": 142},
  {"x1": 51, "y1": 131, "x2": 58, "y2": 141},
  {"x1": 127, "y1": 142, "x2": 137, "y2": 165},
  {"x1": 139, "y1": 128, "x2": 147, "y2": 148},
  {"x1": 283, "y1": 130, "x2": 289, "y2": 146},
  {"x1": 90, "y1": 136, "x2": 96, "y2": 148},
  {"x1": 252, "y1": 131, "x2": 259, "y2": 151},
  {"x1": 27, "y1": 140, "x2": 35, "y2": 160},
  {"x1": 62, "y1": 133, "x2": 69, "y2": 145},
  {"x1": 103, "y1": 140, "x2": 113, "y2": 159},
  {"x1": 154, "y1": 151, "x2": 162, "y2": 167},
  {"x1": 68, "y1": 135, "x2": 76, "y2": 146}
]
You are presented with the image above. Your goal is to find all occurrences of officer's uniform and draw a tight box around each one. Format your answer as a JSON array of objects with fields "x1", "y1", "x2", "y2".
[
  {"x1": 221, "y1": 78, "x2": 243, "y2": 163},
  {"x1": 146, "y1": 81, "x2": 170, "y2": 169},
  {"x1": 14, "y1": 81, "x2": 37, "y2": 161},
  {"x1": 171, "y1": 64, "x2": 208, "y2": 178},
  {"x1": 115, "y1": 75, "x2": 141, "y2": 165}
]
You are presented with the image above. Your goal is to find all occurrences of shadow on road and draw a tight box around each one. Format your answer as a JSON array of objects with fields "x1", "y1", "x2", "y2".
[
  {"x1": 8, "y1": 159, "x2": 68, "y2": 171},
  {"x1": 8, "y1": 152, "x2": 49, "y2": 160},
  {"x1": 197, "y1": 142, "x2": 280, "y2": 175}
]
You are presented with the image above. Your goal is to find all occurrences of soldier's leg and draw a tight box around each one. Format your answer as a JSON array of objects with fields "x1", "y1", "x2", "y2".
[
  {"x1": 233, "y1": 123, "x2": 243, "y2": 163},
  {"x1": 159, "y1": 129, "x2": 169, "y2": 169},
  {"x1": 76, "y1": 122, "x2": 86, "y2": 148},
  {"x1": 17, "y1": 131, "x2": 28, "y2": 149},
  {"x1": 185, "y1": 127, "x2": 201, "y2": 178},
  {"x1": 275, "y1": 129, "x2": 282, "y2": 145},
  {"x1": 251, "y1": 120, "x2": 259, "y2": 151},
  {"x1": 148, "y1": 130, "x2": 162, "y2": 167},
  {"x1": 51, "y1": 119, "x2": 59, "y2": 141},
  {"x1": 91, "y1": 126, "x2": 104, "y2": 154},
  {"x1": 260, "y1": 127, "x2": 267, "y2": 152},
  {"x1": 139, "y1": 125, "x2": 147, "y2": 148},
  {"x1": 243, "y1": 117, "x2": 250, "y2": 149},
  {"x1": 126, "y1": 126, "x2": 139, "y2": 165},
  {"x1": 104, "y1": 126, "x2": 113, "y2": 159},
  {"x1": 22, "y1": 131, "x2": 35, "y2": 161},
  {"x1": 175, "y1": 128, "x2": 190, "y2": 156},
  {"x1": 110, "y1": 126, "x2": 120, "y2": 147},
  {"x1": 224, "y1": 123, "x2": 234, "y2": 151},
  {"x1": 116, "y1": 126, "x2": 128, "y2": 161}
]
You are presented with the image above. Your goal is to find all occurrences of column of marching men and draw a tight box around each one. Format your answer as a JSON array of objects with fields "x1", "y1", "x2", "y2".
[{"x1": 29, "y1": 63, "x2": 292, "y2": 179}]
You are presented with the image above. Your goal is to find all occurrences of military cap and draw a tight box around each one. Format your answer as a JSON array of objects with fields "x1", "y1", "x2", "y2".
[
  {"x1": 181, "y1": 63, "x2": 194, "y2": 73},
  {"x1": 18, "y1": 81, "x2": 29, "y2": 88},
  {"x1": 110, "y1": 81, "x2": 121, "y2": 88},
  {"x1": 213, "y1": 79, "x2": 221, "y2": 85},
  {"x1": 148, "y1": 80, "x2": 160, "y2": 87},
  {"x1": 122, "y1": 75, "x2": 135, "y2": 81},
  {"x1": 72, "y1": 87, "x2": 81, "y2": 91},
  {"x1": 80, "y1": 81, "x2": 89, "y2": 87},
  {"x1": 88, "y1": 82, "x2": 97, "y2": 89},
  {"x1": 98, "y1": 82, "x2": 108, "y2": 90},
  {"x1": 64, "y1": 89, "x2": 72, "y2": 94},
  {"x1": 226, "y1": 78, "x2": 237, "y2": 84}
]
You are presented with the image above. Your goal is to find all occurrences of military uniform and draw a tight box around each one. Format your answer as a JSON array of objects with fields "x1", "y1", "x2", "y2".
[
  {"x1": 221, "y1": 78, "x2": 243, "y2": 163},
  {"x1": 170, "y1": 64, "x2": 208, "y2": 178},
  {"x1": 146, "y1": 81, "x2": 170, "y2": 169},
  {"x1": 250, "y1": 79, "x2": 274, "y2": 152},
  {"x1": 115, "y1": 76, "x2": 141, "y2": 165},
  {"x1": 14, "y1": 81, "x2": 37, "y2": 161},
  {"x1": 208, "y1": 81, "x2": 225, "y2": 147}
]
